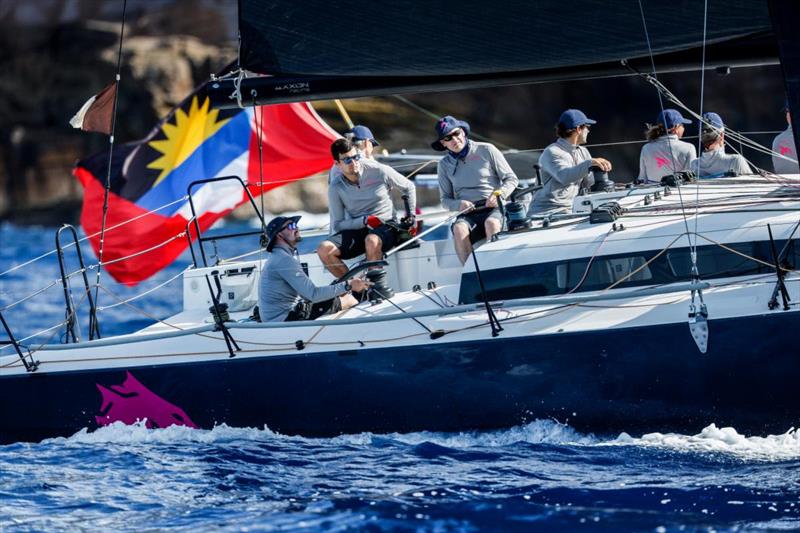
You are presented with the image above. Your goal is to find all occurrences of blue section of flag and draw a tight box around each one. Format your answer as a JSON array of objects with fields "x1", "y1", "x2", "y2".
[{"x1": 135, "y1": 111, "x2": 252, "y2": 213}]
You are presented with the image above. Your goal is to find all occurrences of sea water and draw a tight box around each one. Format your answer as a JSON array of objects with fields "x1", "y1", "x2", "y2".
[{"x1": 2, "y1": 221, "x2": 800, "y2": 532}]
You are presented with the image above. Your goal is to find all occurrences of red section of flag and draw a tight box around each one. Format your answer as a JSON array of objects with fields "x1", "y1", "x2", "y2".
[
  {"x1": 246, "y1": 103, "x2": 339, "y2": 195},
  {"x1": 75, "y1": 166, "x2": 220, "y2": 286},
  {"x1": 74, "y1": 101, "x2": 340, "y2": 286}
]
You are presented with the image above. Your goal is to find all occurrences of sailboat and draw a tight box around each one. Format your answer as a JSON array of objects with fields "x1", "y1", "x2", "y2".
[{"x1": 1, "y1": 0, "x2": 799, "y2": 444}]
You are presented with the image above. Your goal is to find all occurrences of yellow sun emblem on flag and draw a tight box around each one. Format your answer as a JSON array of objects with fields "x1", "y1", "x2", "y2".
[{"x1": 147, "y1": 96, "x2": 230, "y2": 186}]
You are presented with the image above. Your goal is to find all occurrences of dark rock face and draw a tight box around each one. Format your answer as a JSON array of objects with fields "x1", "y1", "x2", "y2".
[
  {"x1": 0, "y1": 2, "x2": 789, "y2": 225},
  {"x1": 0, "y1": 1, "x2": 236, "y2": 224}
]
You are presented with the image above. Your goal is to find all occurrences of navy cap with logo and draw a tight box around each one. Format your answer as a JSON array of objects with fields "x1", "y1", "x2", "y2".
[
  {"x1": 431, "y1": 115, "x2": 471, "y2": 151},
  {"x1": 263, "y1": 215, "x2": 302, "y2": 251},
  {"x1": 700, "y1": 112, "x2": 724, "y2": 131},
  {"x1": 346, "y1": 125, "x2": 380, "y2": 146},
  {"x1": 657, "y1": 109, "x2": 692, "y2": 129},
  {"x1": 558, "y1": 109, "x2": 597, "y2": 129}
]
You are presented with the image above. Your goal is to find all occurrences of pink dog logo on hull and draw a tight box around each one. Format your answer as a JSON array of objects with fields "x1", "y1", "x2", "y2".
[{"x1": 96, "y1": 371, "x2": 198, "y2": 429}]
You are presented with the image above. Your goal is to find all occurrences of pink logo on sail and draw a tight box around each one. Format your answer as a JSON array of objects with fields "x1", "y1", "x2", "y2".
[
  {"x1": 95, "y1": 371, "x2": 198, "y2": 429},
  {"x1": 780, "y1": 143, "x2": 793, "y2": 156},
  {"x1": 655, "y1": 156, "x2": 670, "y2": 168}
]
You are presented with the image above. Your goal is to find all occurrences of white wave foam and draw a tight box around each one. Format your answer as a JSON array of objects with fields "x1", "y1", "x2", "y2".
[
  {"x1": 50, "y1": 421, "x2": 281, "y2": 446},
  {"x1": 54, "y1": 420, "x2": 800, "y2": 460},
  {"x1": 610, "y1": 424, "x2": 800, "y2": 461},
  {"x1": 52, "y1": 419, "x2": 597, "y2": 448}
]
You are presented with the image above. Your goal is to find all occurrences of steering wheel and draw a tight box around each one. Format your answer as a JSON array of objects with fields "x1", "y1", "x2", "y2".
[{"x1": 331, "y1": 260, "x2": 389, "y2": 284}]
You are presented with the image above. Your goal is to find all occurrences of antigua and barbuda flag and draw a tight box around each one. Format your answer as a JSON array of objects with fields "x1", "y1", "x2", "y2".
[{"x1": 73, "y1": 76, "x2": 339, "y2": 286}]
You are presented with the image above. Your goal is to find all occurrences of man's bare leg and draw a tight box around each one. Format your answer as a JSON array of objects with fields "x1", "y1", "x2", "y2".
[
  {"x1": 316, "y1": 240, "x2": 348, "y2": 278},
  {"x1": 484, "y1": 217, "x2": 502, "y2": 242},
  {"x1": 364, "y1": 233, "x2": 383, "y2": 263},
  {"x1": 452, "y1": 222, "x2": 473, "y2": 264}
]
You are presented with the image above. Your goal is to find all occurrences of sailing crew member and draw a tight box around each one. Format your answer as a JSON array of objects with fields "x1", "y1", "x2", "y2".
[
  {"x1": 347, "y1": 125, "x2": 380, "y2": 160},
  {"x1": 638, "y1": 108, "x2": 696, "y2": 183},
  {"x1": 258, "y1": 215, "x2": 370, "y2": 322},
  {"x1": 317, "y1": 138, "x2": 416, "y2": 299},
  {"x1": 329, "y1": 125, "x2": 381, "y2": 183},
  {"x1": 528, "y1": 109, "x2": 612, "y2": 216},
  {"x1": 772, "y1": 101, "x2": 800, "y2": 175},
  {"x1": 688, "y1": 112, "x2": 752, "y2": 177},
  {"x1": 433, "y1": 115, "x2": 519, "y2": 265}
]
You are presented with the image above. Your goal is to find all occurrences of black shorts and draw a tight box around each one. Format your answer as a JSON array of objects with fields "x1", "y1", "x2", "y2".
[
  {"x1": 452, "y1": 208, "x2": 503, "y2": 244},
  {"x1": 285, "y1": 296, "x2": 343, "y2": 322},
  {"x1": 325, "y1": 224, "x2": 398, "y2": 260}
]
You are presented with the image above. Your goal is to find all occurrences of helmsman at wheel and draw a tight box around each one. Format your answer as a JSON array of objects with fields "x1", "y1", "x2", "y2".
[
  {"x1": 317, "y1": 138, "x2": 416, "y2": 298},
  {"x1": 433, "y1": 115, "x2": 519, "y2": 265},
  {"x1": 259, "y1": 215, "x2": 370, "y2": 322}
]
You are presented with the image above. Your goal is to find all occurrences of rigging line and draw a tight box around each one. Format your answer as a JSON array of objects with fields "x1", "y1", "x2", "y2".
[
  {"x1": 0, "y1": 280, "x2": 60, "y2": 313},
  {"x1": 252, "y1": 94, "x2": 266, "y2": 268},
  {"x1": 0, "y1": 195, "x2": 188, "y2": 280},
  {"x1": 0, "y1": 319, "x2": 65, "y2": 356},
  {"x1": 565, "y1": 226, "x2": 615, "y2": 294},
  {"x1": 644, "y1": 75, "x2": 796, "y2": 166},
  {"x1": 693, "y1": 0, "x2": 710, "y2": 257},
  {"x1": 636, "y1": 0, "x2": 695, "y2": 265},
  {"x1": 93, "y1": 0, "x2": 128, "y2": 328},
  {"x1": 97, "y1": 232, "x2": 186, "y2": 267},
  {"x1": 391, "y1": 94, "x2": 515, "y2": 150},
  {"x1": 95, "y1": 266, "x2": 190, "y2": 311}
]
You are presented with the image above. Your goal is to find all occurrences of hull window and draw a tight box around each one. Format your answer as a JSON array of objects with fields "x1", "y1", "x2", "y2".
[{"x1": 459, "y1": 239, "x2": 795, "y2": 303}]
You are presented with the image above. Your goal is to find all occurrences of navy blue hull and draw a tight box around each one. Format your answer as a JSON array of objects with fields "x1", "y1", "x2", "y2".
[{"x1": 1, "y1": 312, "x2": 798, "y2": 443}]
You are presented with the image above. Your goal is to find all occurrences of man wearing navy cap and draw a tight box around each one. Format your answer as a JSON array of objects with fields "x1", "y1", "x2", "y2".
[
  {"x1": 529, "y1": 109, "x2": 612, "y2": 215},
  {"x1": 329, "y1": 125, "x2": 381, "y2": 183},
  {"x1": 347, "y1": 125, "x2": 380, "y2": 160},
  {"x1": 688, "y1": 112, "x2": 751, "y2": 177},
  {"x1": 318, "y1": 138, "x2": 416, "y2": 299},
  {"x1": 638, "y1": 108, "x2": 696, "y2": 183},
  {"x1": 434, "y1": 115, "x2": 519, "y2": 264},
  {"x1": 772, "y1": 102, "x2": 799, "y2": 175},
  {"x1": 258, "y1": 215, "x2": 370, "y2": 322}
]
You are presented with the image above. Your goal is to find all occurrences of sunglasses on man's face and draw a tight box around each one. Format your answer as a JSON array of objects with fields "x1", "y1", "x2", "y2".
[
  {"x1": 339, "y1": 153, "x2": 362, "y2": 165},
  {"x1": 281, "y1": 222, "x2": 298, "y2": 231},
  {"x1": 441, "y1": 129, "x2": 462, "y2": 143}
]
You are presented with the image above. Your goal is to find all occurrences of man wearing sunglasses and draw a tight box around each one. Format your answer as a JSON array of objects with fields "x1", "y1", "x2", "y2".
[
  {"x1": 433, "y1": 115, "x2": 519, "y2": 265},
  {"x1": 328, "y1": 125, "x2": 381, "y2": 183},
  {"x1": 258, "y1": 215, "x2": 371, "y2": 322},
  {"x1": 529, "y1": 109, "x2": 612, "y2": 216},
  {"x1": 317, "y1": 138, "x2": 416, "y2": 299}
]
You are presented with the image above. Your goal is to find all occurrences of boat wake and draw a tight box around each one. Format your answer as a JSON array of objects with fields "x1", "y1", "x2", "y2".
[{"x1": 46, "y1": 419, "x2": 800, "y2": 461}]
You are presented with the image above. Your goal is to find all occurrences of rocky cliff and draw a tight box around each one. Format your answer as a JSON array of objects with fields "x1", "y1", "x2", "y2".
[{"x1": 0, "y1": 1, "x2": 789, "y2": 226}]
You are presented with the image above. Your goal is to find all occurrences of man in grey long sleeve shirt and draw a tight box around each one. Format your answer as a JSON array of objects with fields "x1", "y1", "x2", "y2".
[
  {"x1": 688, "y1": 112, "x2": 752, "y2": 177},
  {"x1": 258, "y1": 215, "x2": 370, "y2": 322},
  {"x1": 772, "y1": 105, "x2": 800, "y2": 175},
  {"x1": 433, "y1": 115, "x2": 518, "y2": 264},
  {"x1": 529, "y1": 109, "x2": 612, "y2": 216},
  {"x1": 317, "y1": 139, "x2": 417, "y2": 286}
]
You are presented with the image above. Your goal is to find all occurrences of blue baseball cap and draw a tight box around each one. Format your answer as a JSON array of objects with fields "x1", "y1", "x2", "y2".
[
  {"x1": 657, "y1": 109, "x2": 692, "y2": 129},
  {"x1": 700, "y1": 112, "x2": 724, "y2": 131},
  {"x1": 558, "y1": 109, "x2": 597, "y2": 129},
  {"x1": 264, "y1": 215, "x2": 301, "y2": 252},
  {"x1": 346, "y1": 125, "x2": 380, "y2": 146},
  {"x1": 431, "y1": 115, "x2": 471, "y2": 151}
]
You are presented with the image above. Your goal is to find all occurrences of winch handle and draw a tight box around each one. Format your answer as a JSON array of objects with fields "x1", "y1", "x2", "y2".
[
  {"x1": 401, "y1": 194, "x2": 412, "y2": 220},
  {"x1": 533, "y1": 164, "x2": 543, "y2": 187}
]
